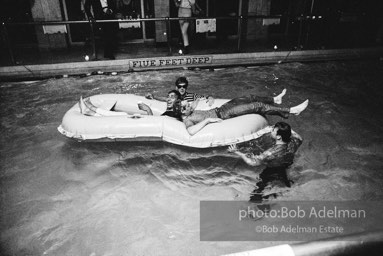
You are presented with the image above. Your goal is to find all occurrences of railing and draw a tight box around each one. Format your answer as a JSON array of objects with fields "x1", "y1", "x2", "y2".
[
  {"x1": 1, "y1": 14, "x2": 381, "y2": 66},
  {"x1": 0, "y1": 16, "x2": 251, "y2": 64}
]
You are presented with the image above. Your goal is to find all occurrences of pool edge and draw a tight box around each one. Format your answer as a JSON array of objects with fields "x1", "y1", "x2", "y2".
[{"x1": 1, "y1": 47, "x2": 382, "y2": 81}]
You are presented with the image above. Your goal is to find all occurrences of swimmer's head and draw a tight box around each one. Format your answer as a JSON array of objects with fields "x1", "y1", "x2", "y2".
[
  {"x1": 175, "y1": 77, "x2": 188, "y2": 95},
  {"x1": 272, "y1": 122, "x2": 291, "y2": 143}
]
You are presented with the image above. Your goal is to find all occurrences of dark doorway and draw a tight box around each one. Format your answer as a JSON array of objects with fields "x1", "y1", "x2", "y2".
[{"x1": 1, "y1": 0, "x2": 37, "y2": 46}]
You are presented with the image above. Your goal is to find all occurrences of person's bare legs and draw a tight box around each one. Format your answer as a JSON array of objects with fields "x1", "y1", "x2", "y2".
[
  {"x1": 290, "y1": 99, "x2": 309, "y2": 115},
  {"x1": 273, "y1": 89, "x2": 286, "y2": 104},
  {"x1": 79, "y1": 97, "x2": 126, "y2": 116},
  {"x1": 79, "y1": 96, "x2": 98, "y2": 116},
  {"x1": 179, "y1": 20, "x2": 190, "y2": 53}
]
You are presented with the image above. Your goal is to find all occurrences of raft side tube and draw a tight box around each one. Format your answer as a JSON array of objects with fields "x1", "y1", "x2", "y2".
[{"x1": 58, "y1": 94, "x2": 270, "y2": 148}]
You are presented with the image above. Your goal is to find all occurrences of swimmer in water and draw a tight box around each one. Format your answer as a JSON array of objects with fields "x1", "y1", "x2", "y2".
[
  {"x1": 228, "y1": 122, "x2": 303, "y2": 201},
  {"x1": 176, "y1": 89, "x2": 308, "y2": 135}
]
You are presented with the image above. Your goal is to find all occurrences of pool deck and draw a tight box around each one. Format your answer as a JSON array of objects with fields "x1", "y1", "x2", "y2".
[{"x1": 1, "y1": 46, "x2": 383, "y2": 81}]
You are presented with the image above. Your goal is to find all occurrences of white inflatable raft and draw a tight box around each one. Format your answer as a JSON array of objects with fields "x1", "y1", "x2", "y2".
[{"x1": 57, "y1": 94, "x2": 270, "y2": 148}]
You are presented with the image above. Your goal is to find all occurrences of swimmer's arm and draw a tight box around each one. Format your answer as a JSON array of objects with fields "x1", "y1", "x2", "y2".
[
  {"x1": 291, "y1": 130, "x2": 303, "y2": 142},
  {"x1": 231, "y1": 150, "x2": 262, "y2": 166},
  {"x1": 228, "y1": 144, "x2": 267, "y2": 166},
  {"x1": 185, "y1": 118, "x2": 222, "y2": 136}
]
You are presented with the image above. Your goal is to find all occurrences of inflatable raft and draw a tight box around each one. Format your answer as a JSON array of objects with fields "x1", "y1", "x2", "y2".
[{"x1": 57, "y1": 94, "x2": 270, "y2": 148}]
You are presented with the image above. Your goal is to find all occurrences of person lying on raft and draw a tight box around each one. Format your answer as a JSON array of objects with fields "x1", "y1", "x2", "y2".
[
  {"x1": 79, "y1": 90, "x2": 182, "y2": 120},
  {"x1": 146, "y1": 76, "x2": 215, "y2": 106},
  {"x1": 228, "y1": 122, "x2": 302, "y2": 201},
  {"x1": 176, "y1": 89, "x2": 309, "y2": 135}
]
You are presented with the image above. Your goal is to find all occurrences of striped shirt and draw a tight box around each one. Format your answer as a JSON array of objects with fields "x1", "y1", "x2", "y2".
[{"x1": 181, "y1": 91, "x2": 206, "y2": 102}]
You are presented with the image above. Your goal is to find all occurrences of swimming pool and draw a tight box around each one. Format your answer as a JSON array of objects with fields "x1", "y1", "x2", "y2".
[{"x1": 1, "y1": 61, "x2": 383, "y2": 255}]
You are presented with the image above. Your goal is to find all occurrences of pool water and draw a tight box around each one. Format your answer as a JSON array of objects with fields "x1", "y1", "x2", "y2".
[{"x1": 1, "y1": 60, "x2": 383, "y2": 255}]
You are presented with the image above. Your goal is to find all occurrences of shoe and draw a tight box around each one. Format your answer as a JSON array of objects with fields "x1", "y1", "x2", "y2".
[
  {"x1": 183, "y1": 46, "x2": 190, "y2": 54},
  {"x1": 177, "y1": 37, "x2": 184, "y2": 46}
]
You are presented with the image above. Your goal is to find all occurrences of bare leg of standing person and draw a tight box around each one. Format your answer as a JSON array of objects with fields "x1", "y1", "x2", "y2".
[
  {"x1": 177, "y1": 5, "x2": 192, "y2": 54},
  {"x1": 179, "y1": 19, "x2": 190, "y2": 54}
]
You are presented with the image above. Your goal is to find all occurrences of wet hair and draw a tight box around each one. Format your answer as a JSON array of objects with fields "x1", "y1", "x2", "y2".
[
  {"x1": 172, "y1": 99, "x2": 183, "y2": 121},
  {"x1": 175, "y1": 77, "x2": 188, "y2": 87},
  {"x1": 168, "y1": 89, "x2": 181, "y2": 99},
  {"x1": 274, "y1": 122, "x2": 291, "y2": 143}
]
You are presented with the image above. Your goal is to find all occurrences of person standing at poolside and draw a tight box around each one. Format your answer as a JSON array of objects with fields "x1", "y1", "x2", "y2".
[
  {"x1": 85, "y1": 0, "x2": 119, "y2": 60},
  {"x1": 228, "y1": 122, "x2": 303, "y2": 201},
  {"x1": 173, "y1": 0, "x2": 195, "y2": 54}
]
